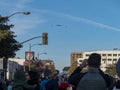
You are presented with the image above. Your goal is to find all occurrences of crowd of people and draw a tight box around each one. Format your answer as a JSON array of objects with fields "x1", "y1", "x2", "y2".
[
  {"x1": 0, "y1": 53, "x2": 120, "y2": 90},
  {"x1": 0, "y1": 67, "x2": 70, "y2": 90}
]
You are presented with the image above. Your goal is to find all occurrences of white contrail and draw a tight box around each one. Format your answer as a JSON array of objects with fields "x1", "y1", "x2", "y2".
[
  {"x1": 39, "y1": 9, "x2": 120, "y2": 32},
  {"x1": 63, "y1": 14, "x2": 120, "y2": 32}
]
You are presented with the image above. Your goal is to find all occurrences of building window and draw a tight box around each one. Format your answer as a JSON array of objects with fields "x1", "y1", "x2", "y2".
[
  {"x1": 113, "y1": 54, "x2": 117, "y2": 56},
  {"x1": 108, "y1": 54, "x2": 112, "y2": 56},
  {"x1": 72, "y1": 56, "x2": 75, "y2": 58},
  {"x1": 102, "y1": 59, "x2": 106, "y2": 63},
  {"x1": 118, "y1": 54, "x2": 120, "y2": 56},
  {"x1": 108, "y1": 59, "x2": 112, "y2": 61},
  {"x1": 78, "y1": 55, "x2": 80, "y2": 58},
  {"x1": 102, "y1": 59, "x2": 106, "y2": 61},
  {"x1": 79, "y1": 60, "x2": 83, "y2": 62},
  {"x1": 113, "y1": 59, "x2": 117, "y2": 61},
  {"x1": 86, "y1": 54, "x2": 89, "y2": 56},
  {"x1": 77, "y1": 54, "x2": 81, "y2": 58},
  {"x1": 102, "y1": 54, "x2": 106, "y2": 56}
]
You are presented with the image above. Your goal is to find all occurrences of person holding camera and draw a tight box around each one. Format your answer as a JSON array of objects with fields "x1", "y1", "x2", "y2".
[{"x1": 68, "y1": 53, "x2": 114, "y2": 90}]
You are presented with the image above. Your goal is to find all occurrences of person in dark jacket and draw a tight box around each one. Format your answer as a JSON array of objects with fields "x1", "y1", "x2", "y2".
[
  {"x1": 0, "y1": 72, "x2": 7, "y2": 90},
  {"x1": 113, "y1": 58, "x2": 120, "y2": 90},
  {"x1": 25, "y1": 71, "x2": 40, "y2": 90},
  {"x1": 12, "y1": 70, "x2": 35, "y2": 90},
  {"x1": 68, "y1": 53, "x2": 114, "y2": 90},
  {"x1": 45, "y1": 74, "x2": 59, "y2": 90}
]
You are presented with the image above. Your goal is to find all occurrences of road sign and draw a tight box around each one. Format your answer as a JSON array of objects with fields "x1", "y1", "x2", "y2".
[{"x1": 25, "y1": 52, "x2": 34, "y2": 60}]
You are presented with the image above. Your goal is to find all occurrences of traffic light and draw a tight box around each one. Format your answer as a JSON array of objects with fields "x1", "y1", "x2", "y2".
[{"x1": 42, "y1": 33, "x2": 48, "y2": 45}]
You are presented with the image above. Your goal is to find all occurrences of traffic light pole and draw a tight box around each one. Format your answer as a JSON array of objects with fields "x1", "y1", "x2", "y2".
[
  {"x1": 22, "y1": 36, "x2": 42, "y2": 71},
  {"x1": 29, "y1": 44, "x2": 31, "y2": 71},
  {"x1": 20, "y1": 33, "x2": 48, "y2": 45},
  {"x1": 20, "y1": 36, "x2": 42, "y2": 45},
  {"x1": 20, "y1": 33, "x2": 48, "y2": 71}
]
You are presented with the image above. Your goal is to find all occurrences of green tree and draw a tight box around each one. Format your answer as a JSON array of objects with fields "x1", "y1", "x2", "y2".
[
  {"x1": 105, "y1": 64, "x2": 117, "y2": 77},
  {"x1": 0, "y1": 16, "x2": 22, "y2": 79},
  {"x1": 63, "y1": 66, "x2": 70, "y2": 72},
  {"x1": 0, "y1": 17, "x2": 22, "y2": 58}
]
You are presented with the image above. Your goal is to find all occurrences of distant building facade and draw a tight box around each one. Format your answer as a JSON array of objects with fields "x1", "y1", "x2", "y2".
[
  {"x1": 71, "y1": 50, "x2": 120, "y2": 71},
  {"x1": 71, "y1": 52, "x2": 83, "y2": 64}
]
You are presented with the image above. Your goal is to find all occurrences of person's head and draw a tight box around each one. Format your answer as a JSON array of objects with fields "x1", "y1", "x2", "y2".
[
  {"x1": 25, "y1": 72, "x2": 30, "y2": 81},
  {"x1": 44, "y1": 66, "x2": 52, "y2": 78},
  {"x1": 14, "y1": 70, "x2": 25, "y2": 81},
  {"x1": 87, "y1": 53, "x2": 101, "y2": 68},
  {"x1": 26, "y1": 71, "x2": 39, "y2": 84}
]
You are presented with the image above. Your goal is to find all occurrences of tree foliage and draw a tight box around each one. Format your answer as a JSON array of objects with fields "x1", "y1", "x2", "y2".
[
  {"x1": 0, "y1": 16, "x2": 22, "y2": 58},
  {"x1": 105, "y1": 64, "x2": 117, "y2": 77},
  {"x1": 63, "y1": 66, "x2": 70, "y2": 71}
]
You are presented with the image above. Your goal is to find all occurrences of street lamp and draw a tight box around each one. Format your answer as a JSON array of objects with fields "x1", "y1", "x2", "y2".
[
  {"x1": 38, "y1": 52, "x2": 47, "y2": 59},
  {"x1": 8, "y1": 11, "x2": 30, "y2": 18},
  {"x1": 29, "y1": 44, "x2": 43, "y2": 52},
  {"x1": 0, "y1": 11, "x2": 30, "y2": 24},
  {"x1": 0, "y1": 11, "x2": 30, "y2": 19}
]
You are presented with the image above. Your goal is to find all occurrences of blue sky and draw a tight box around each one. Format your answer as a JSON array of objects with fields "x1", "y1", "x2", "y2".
[{"x1": 1, "y1": 0, "x2": 120, "y2": 71}]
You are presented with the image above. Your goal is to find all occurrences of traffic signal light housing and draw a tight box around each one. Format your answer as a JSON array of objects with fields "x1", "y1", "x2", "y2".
[{"x1": 42, "y1": 33, "x2": 48, "y2": 45}]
